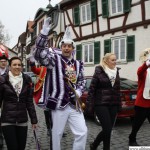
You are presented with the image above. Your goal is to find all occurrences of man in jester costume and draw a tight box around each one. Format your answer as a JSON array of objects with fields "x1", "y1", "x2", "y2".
[{"x1": 33, "y1": 17, "x2": 87, "y2": 150}]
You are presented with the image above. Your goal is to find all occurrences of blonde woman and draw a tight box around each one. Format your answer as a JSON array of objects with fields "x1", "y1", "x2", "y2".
[
  {"x1": 129, "y1": 48, "x2": 150, "y2": 146},
  {"x1": 87, "y1": 53, "x2": 121, "y2": 150}
]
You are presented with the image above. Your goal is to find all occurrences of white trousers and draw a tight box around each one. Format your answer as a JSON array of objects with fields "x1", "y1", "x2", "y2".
[{"x1": 51, "y1": 105, "x2": 88, "y2": 150}]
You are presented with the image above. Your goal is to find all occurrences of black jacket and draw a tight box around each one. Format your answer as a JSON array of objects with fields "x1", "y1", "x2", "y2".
[
  {"x1": 88, "y1": 66, "x2": 121, "y2": 106},
  {"x1": 0, "y1": 73, "x2": 38, "y2": 124}
]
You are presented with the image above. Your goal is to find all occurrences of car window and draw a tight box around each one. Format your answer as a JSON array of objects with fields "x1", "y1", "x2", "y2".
[
  {"x1": 85, "y1": 78, "x2": 92, "y2": 91},
  {"x1": 24, "y1": 72, "x2": 37, "y2": 85},
  {"x1": 120, "y1": 78, "x2": 138, "y2": 90}
]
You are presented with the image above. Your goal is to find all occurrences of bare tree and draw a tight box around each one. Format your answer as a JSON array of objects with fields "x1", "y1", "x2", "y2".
[{"x1": 0, "y1": 21, "x2": 10, "y2": 44}]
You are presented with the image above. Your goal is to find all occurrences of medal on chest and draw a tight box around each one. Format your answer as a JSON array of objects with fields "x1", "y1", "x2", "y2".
[{"x1": 65, "y1": 64, "x2": 77, "y2": 84}]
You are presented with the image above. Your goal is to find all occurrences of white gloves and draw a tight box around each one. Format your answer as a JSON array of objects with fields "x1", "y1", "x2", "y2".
[
  {"x1": 29, "y1": 55, "x2": 36, "y2": 63},
  {"x1": 41, "y1": 17, "x2": 51, "y2": 35},
  {"x1": 27, "y1": 53, "x2": 35, "y2": 63},
  {"x1": 146, "y1": 55, "x2": 150, "y2": 66},
  {"x1": 75, "y1": 89, "x2": 82, "y2": 98}
]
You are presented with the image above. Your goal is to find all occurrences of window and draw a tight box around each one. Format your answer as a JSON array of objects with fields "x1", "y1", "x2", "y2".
[
  {"x1": 112, "y1": 37, "x2": 126, "y2": 61},
  {"x1": 102, "y1": 0, "x2": 131, "y2": 18},
  {"x1": 73, "y1": 1, "x2": 96, "y2": 25},
  {"x1": 83, "y1": 43, "x2": 94, "y2": 64},
  {"x1": 76, "y1": 41, "x2": 100, "y2": 64},
  {"x1": 80, "y1": 3, "x2": 91, "y2": 24},
  {"x1": 110, "y1": 0, "x2": 123, "y2": 16},
  {"x1": 104, "y1": 35, "x2": 135, "y2": 62}
]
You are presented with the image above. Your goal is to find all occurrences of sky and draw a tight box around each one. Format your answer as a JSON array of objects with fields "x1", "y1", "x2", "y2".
[{"x1": 0, "y1": 0, "x2": 61, "y2": 48}]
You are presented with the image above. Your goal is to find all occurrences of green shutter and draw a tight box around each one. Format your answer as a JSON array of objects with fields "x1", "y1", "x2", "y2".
[
  {"x1": 94, "y1": 41, "x2": 100, "y2": 64},
  {"x1": 101, "y1": 0, "x2": 109, "y2": 18},
  {"x1": 91, "y1": 0, "x2": 96, "y2": 21},
  {"x1": 104, "y1": 39, "x2": 111, "y2": 54},
  {"x1": 127, "y1": 35, "x2": 135, "y2": 62},
  {"x1": 76, "y1": 44, "x2": 82, "y2": 60},
  {"x1": 124, "y1": 0, "x2": 131, "y2": 13},
  {"x1": 73, "y1": 6, "x2": 80, "y2": 26}
]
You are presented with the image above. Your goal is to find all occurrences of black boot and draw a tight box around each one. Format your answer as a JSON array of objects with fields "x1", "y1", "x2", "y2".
[
  {"x1": 129, "y1": 141, "x2": 139, "y2": 146},
  {"x1": 129, "y1": 134, "x2": 139, "y2": 146},
  {"x1": 0, "y1": 135, "x2": 3, "y2": 148}
]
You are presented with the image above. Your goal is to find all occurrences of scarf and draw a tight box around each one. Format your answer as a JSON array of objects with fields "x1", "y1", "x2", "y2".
[
  {"x1": 143, "y1": 68, "x2": 150, "y2": 99},
  {"x1": 104, "y1": 66, "x2": 117, "y2": 86},
  {"x1": 9, "y1": 71, "x2": 23, "y2": 97}
]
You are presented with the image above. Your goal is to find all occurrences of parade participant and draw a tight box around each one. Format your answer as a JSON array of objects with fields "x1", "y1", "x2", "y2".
[
  {"x1": 0, "y1": 56, "x2": 38, "y2": 150},
  {"x1": 0, "y1": 44, "x2": 9, "y2": 148},
  {"x1": 29, "y1": 58, "x2": 51, "y2": 136},
  {"x1": 129, "y1": 48, "x2": 150, "y2": 146},
  {"x1": 32, "y1": 17, "x2": 87, "y2": 150},
  {"x1": 0, "y1": 44, "x2": 9, "y2": 75},
  {"x1": 87, "y1": 53, "x2": 121, "y2": 150}
]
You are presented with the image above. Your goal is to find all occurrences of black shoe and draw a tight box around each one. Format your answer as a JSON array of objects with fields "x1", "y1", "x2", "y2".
[
  {"x1": 90, "y1": 143, "x2": 97, "y2": 150},
  {"x1": 129, "y1": 141, "x2": 139, "y2": 146},
  {"x1": 0, "y1": 136, "x2": 3, "y2": 148}
]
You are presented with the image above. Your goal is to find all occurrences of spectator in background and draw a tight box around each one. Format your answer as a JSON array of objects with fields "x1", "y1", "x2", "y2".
[
  {"x1": 129, "y1": 48, "x2": 150, "y2": 146},
  {"x1": 87, "y1": 53, "x2": 121, "y2": 150},
  {"x1": 0, "y1": 45, "x2": 9, "y2": 148},
  {"x1": 0, "y1": 56, "x2": 38, "y2": 150}
]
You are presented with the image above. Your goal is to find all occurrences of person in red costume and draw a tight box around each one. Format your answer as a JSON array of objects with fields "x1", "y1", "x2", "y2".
[
  {"x1": 129, "y1": 48, "x2": 150, "y2": 146},
  {"x1": 29, "y1": 57, "x2": 51, "y2": 136}
]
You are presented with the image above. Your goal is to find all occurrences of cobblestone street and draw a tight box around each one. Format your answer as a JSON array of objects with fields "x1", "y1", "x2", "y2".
[{"x1": 2, "y1": 105, "x2": 150, "y2": 150}]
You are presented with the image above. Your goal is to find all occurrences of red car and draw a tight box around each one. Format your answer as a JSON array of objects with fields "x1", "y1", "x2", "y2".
[{"x1": 81, "y1": 76, "x2": 138, "y2": 125}]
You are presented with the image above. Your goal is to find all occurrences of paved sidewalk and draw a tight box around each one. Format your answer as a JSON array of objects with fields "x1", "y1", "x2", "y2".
[{"x1": 2, "y1": 105, "x2": 150, "y2": 150}]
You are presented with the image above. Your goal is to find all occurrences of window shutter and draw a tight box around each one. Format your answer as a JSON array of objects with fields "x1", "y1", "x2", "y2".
[
  {"x1": 127, "y1": 35, "x2": 135, "y2": 62},
  {"x1": 76, "y1": 44, "x2": 82, "y2": 60},
  {"x1": 94, "y1": 41, "x2": 100, "y2": 64},
  {"x1": 124, "y1": 0, "x2": 131, "y2": 13},
  {"x1": 104, "y1": 39, "x2": 111, "y2": 54},
  {"x1": 101, "y1": 0, "x2": 109, "y2": 18},
  {"x1": 73, "y1": 6, "x2": 80, "y2": 26},
  {"x1": 91, "y1": 0, "x2": 96, "y2": 21}
]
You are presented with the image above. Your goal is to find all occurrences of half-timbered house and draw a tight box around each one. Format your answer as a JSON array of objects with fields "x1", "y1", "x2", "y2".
[{"x1": 25, "y1": 0, "x2": 150, "y2": 80}]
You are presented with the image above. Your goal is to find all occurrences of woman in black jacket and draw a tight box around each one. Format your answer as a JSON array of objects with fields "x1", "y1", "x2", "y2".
[
  {"x1": 88, "y1": 53, "x2": 121, "y2": 150},
  {"x1": 0, "y1": 56, "x2": 38, "y2": 150}
]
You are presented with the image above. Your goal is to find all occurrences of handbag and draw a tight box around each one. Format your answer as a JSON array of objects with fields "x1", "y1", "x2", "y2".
[{"x1": 33, "y1": 129, "x2": 41, "y2": 150}]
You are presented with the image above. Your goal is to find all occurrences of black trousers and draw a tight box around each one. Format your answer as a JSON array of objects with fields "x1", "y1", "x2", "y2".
[
  {"x1": 129, "y1": 106, "x2": 150, "y2": 142},
  {"x1": 2, "y1": 125, "x2": 28, "y2": 150},
  {"x1": 92, "y1": 105, "x2": 118, "y2": 150},
  {"x1": 44, "y1": 110, "x2": 50, "y2": 129}
]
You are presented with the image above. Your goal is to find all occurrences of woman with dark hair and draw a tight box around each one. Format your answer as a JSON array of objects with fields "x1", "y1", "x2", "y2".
[
  {"x1": 87, "y1": 53, "x2": 121, "y2": 150},
  {"x1": 0, "y1": 56, "x2": 38, "y2": 150}
]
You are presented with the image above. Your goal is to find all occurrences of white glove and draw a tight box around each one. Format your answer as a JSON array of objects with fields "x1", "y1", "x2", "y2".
[
  {"x1": 41, "y1": 17, "x2": 51, "y2": 35},
  {"x1": 27, "y1": 54, "x2": 35, "y2": 63},
  {"x1": 146, "y1": 59, "x2": 150, "y2": 66},
  {"x1": 29, "y1": 55, "x2": 36, "y2": 63},
  {"x1": 76, "y1": 89, "x2": 82, "y2": 98},
  {"x1": 146, "y1": 55, "x2": 150, "y2": 66}
]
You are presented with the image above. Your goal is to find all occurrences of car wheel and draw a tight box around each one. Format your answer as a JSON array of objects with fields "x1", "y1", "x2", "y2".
[{"x1": 94, "y1": 112, "x2": 101, "y2": 126}]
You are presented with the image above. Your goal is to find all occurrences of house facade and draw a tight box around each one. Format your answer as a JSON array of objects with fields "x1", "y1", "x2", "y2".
[{"x1": 24, "y1": 0, "x2": 150, "y2": 81}]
